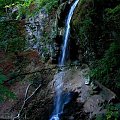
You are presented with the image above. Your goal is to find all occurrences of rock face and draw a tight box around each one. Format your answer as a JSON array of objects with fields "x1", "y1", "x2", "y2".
[
  {"x1": 26, "y1": 9, "x2": 48, "y2": 51},
  {"x1": 49, "y1": 66, "x2": 116, "y2": 119},
  {"x1": 48, "y1": 0, "x2": 78, "y2": 63},
  {"x1": 70, "y1": 0, "x2": 120, "y2": 64},
  {"x1": 24, "y1": 0, "x2": 79, "y2": 63},
  {"x1": 25, "y1": 1, "x2": 71, "y2": 63},
  {"x1": 69, "y1": 0, "x2": 120, "y2": 100}
]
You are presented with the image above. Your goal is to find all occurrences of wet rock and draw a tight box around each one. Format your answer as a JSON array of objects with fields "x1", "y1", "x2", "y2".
[
  {"x1": 54, "y1": 35, "x2": 63, "y2": 45},
  {"x1": 61, "y1": 98, "x2": 87, "y2": 120},
  {"x1": 49, "y1": 67, "x2": 117, "y2": 119},
  {"x1": 68, "y1": 116, "x2": 74, "y2": 120},
  {"x1": 83, "y1": 95, "x2": 105, "y2": 114},
  {"x1": 57, "y1": 2, "x2": 70, "y2": 27}
]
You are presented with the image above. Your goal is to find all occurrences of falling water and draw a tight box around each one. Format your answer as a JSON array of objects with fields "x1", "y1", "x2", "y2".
[
  {"x1": 50, "y1": 0, "x2": 79, "y2": 120},
  {"x1": 59, "y1": 0, "x2": 79, "y2": 65}
]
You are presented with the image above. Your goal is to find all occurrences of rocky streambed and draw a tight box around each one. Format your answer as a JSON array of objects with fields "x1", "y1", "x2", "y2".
[{"x1": 18, "y1": 65, "x2": 117, "y2": 120}]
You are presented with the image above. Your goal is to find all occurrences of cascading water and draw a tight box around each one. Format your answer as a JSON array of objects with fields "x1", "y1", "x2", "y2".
[
  {"x1": 59, "y1": 0, "x2": 79, "y2": 65},
  {"x1": 50, "y1": 0, "x2": 79, "y2": 120}
]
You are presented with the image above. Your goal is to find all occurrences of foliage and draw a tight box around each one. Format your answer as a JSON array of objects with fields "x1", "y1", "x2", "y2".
[
  {"x1": 89, "y1": 2, "x2": 120, "y2": 95},
  {"x1": 106, "y1": 104, "x2": 120, "y2": 120},
  {"x1": 0, "y1": 0, "x2": 26, "y2": 101},
  {"x1": 105, "y1": 4, "x2": 120, "y2": 15},
  {"x1": 35, "y1": 0, "x2": 58, "y2": 12},
  {"x1": 0, "y1": 70, "x2": 16, "y2": 102},
  {"x1": 104, "y1": 4, "x2": 120, "y2": 36},
  {"x1": 0, "y1": 0, "x2": 59, "y2": 103},
  {"x1": 95, "y1": 104, "x2": 120, "y2": 120},
  {"x1": 0, "y1": 84, "x2": 16, "y2": 102},
  {"x1": 71, "y1": 0, "x2": 120, "y2": 98},
  {"x1": 0, "y1": 0, "x2": 20, "y2": 16},
  {"x1": 0, "y1": 21, "x2": 26, "y2": 52},
  {"x1": 95, "y1": 115, "x2": 106, "y2": 120},
  {"x1": 90, "y1": 42, "x2": 120, "y2": 95},
  {"x1": 78, "y1": 16, "x2": 93, "y2": 44},
  {"x1": 0, "y1": 69, "x2": 7, "y2": 84},
  {"x1": 0, "y1": 0, "x2": 59, "y2": 19}
]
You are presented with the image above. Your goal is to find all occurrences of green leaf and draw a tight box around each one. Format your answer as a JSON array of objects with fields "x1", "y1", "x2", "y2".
[{"x1": 0, "y1": 74, "x2": 7, "y2": 84}]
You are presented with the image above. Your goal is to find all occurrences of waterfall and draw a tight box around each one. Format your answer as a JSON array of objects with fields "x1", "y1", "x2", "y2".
[
  {"x1": 59, "y1": 0, "x2": 79, "y2": 65},
  {"x1": 50, "y1": 0, "x2": 79, "y2": 120}
]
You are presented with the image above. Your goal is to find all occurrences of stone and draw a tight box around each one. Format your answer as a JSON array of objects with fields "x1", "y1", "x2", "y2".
[{"x1": 68, "y1": 116, "x2": 74, "y2": 120}]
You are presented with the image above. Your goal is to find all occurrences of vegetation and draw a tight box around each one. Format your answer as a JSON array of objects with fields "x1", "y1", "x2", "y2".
[
  {"x1": 0, "y1": 0, "x2": 58, "y2": 102},
  {"x1": 90, "y1": 2, "x2": 120, "y2": 96},
  {"x1": 35, "y1": 0, "x2": 58, "y2": 12},
  {"x1": 96, "y1": 104, "x2": 120, "y2": 120},
  {"x1": 71, "y1": 0, "x2": 120, "y2": 97},
  {"x1": 90, "y1": 42, "x2": 120, "y2": 95},
  {"x1": 0, "y1": 70, "x2": 16, "y2": 102},
  {"x1": 0, "y1": 0, "x2": 59, "y2": 19},
  {"x1": 0, "y1": 21, "x2": 26, "y2": 53},
  {"x1": 106, "y1": 104, "x2": 120, "y2": 120}
]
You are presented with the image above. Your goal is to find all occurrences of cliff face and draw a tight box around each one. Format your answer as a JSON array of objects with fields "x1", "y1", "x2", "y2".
[
  {"x1": 32, "y1": 0, "x2": 120, "y2": 107},
  {"x1": 70, "y1": 0, "x2": 120, "y2": 96},
  {"x1": 71, "y1": 0, "x2": 120, "y2": 63},
  {"x1": 48, "y1": 0, "x2": 120, "y2": 97}
]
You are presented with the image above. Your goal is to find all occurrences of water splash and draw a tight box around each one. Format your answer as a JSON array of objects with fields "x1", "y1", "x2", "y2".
[
  {"x1": 50, "y1": 115, "x2": 59, "y2": 120},
  {"x1": 50, "y1": 0, "x2": 79, "y2": 119},
  {"x1": 54, "y1": 72, "x2": 64, "y2": 116}
]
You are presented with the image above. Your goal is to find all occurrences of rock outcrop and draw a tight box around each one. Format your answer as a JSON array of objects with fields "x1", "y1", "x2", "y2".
[{"x1": 48, "y1": 66, "x2": 117, "y2": 119}]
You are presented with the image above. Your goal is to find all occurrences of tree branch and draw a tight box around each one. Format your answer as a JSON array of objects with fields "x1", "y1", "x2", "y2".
[{"x1": 13, "y1": 83, "x2": 42, "y2": 120}]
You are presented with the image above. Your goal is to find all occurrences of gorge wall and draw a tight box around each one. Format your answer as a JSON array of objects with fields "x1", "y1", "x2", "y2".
[
  {"x1": 0, "y1": 0, "x2": 120, "y2": 120},
  {"x1": 46, "y1": 0, "x2": 120, "y2": 96}
]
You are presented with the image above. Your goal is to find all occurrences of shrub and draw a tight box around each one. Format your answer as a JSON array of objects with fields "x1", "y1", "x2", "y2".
[
  {"x1": 90, "y1": 42, "x2": 120, "y2": 95},
  {"x1": 0, "y1": 70, "x2": 16, "y2": 102}
]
